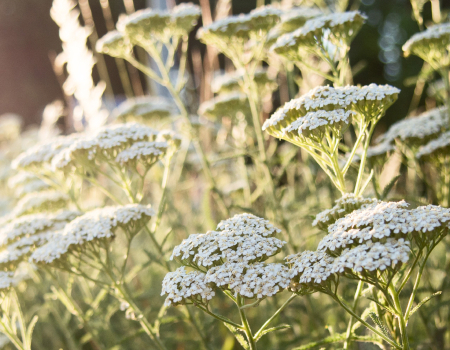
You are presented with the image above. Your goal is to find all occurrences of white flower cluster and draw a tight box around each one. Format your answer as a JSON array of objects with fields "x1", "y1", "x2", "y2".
[
  {"x1": 285, "y1": 250, "x2": 335, "y2": 289},
  {"x1": 318, "y1": 201, "x2": 450, "y2": 253},
  {"x1": 30, "y1": 204, "x2": 155, "y2": 265},
  {"x1": 263, "y1": 84, "x2": 400, "y2": 137},
  {"x1": 171, "y1": 229, "x2": 285, "y2": 268},
  {"x1": 206, "y1": 262, "x2": 290, "y2": 299},
  {"x1": 0, "y1": 271, "x2": 14, "y2": 291},
  {"x1": 51, "y1": 123, "x2": 160, "y2": 171},
  {"x1": 198, "y1": 5, "x2": 281, "y2": 42},
  {"x1": 283, "y1": 109, "x2": 354, "y2": 139},
  {"x1": 8, "y1": 172, "x2": 51, "y2": 198},
  {"x1": 116, "y1": 141, "x2": 168, "y2": 166},
  {"x1": 0, "y1": 210, "x2": 80, "y2": 246},
  {"x1": 271, "y1": 11, "x2": 366, "y2": 56},
  {"x1": 95, "y1": 31, "x2": 132, "y2": 59},
  {"x1": 212, "y1": 69, "x2": 275, "y2": 94},
  {"x1": 112, "y1": 96, "x2": 177, "y2": 123},
  {"x1": 333, "y1": 239, "x2": 410, "y2": 273},
  {"x1": 167, "y1": 214, "x2": 288, "y2": 303},
  {"x1": 403, "y1": 23, "x2": 450, "y2": 61},
  {"x1": 198, "y1": 92, "x2": 250, "y2": 119},
  {"x1": 377, "y1": 107, "x2": 448, "y2": 146},
  {"x1": 13, "y1": 191, "x2": 69, "y2": 217},
  {"x1": 161, "y1": 267, "x2": 215, "y2": 306},
  {"x1": 51, "y1": 0, "x2": 108, "y2": 131},
  {"x1": 12, "y1": 134, "x2": 78, "y2": 171},
  {"x1": 277, "y1": 7, "x2": 323, "y2": 34},
  {"x1": 313, "y1": 193, "x2": 378, "y2": 230},
  {"x1": 416, "y1": 131, "x2": 450, "y2": 160},
  {"x1": 118, "y1": 3, "x2": 201, "y2": 45}
]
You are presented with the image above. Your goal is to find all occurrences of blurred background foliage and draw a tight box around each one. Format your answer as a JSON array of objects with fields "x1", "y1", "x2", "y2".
[{"x1": 0, "y1": 0, "x2": 445, "y2": 130}]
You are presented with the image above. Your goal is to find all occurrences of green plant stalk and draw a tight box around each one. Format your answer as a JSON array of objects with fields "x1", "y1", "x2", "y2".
[
  {"x1": 343, "y1": 280, "x2": 364, "y2": 350},
  {"x1": 237, "y1": 296, "x2": 257, "y2": 350},
  {"x1": 127, "y1": 42, "x2": 230, "y2": 217},
  {"x1": 354, "y1": 122, "x2": 377, "y2": 196},
  {"x1": 332, "y1": 293, "x2": 402, "y2": 349},
  {"x1": 195, "y1": 305, "x2": 243, "y2": 329},
  {"x1": 254, "y1": 294, "x2": 297, "y2": 339},
  {"x1": 45, "y1": 269, "x2": 105, "y2": 350},
  {"x1": 389, "y1": 285, "x2": 409, "y2": 349}
]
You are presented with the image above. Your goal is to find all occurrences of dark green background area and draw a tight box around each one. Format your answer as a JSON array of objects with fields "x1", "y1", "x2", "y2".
[{"x1": 0, "y1": 0, "x2": 443, "y2": 130}]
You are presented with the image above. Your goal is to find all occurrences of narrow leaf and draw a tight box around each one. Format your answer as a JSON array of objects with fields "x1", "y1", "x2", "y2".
[
  {"x1": 408, "y1": 291, "x2": 442, "y2": 320},
  {"x1": 369, "y1": 312, "x2": 394, "y2": 341},
  {"x1": 366, "y1": 297, "x2": 397, "y2": 317},
  {"x1": 381, "y1": 174, "x2": 401, "y2": 200},
  {"x1": 223, "y1": 322, "x2": 249, "y2": 350},
  {"x1": 254, "y1": 324, "x2": 290, "y2": 341},
  {"x1": 291, "y1": 332, "x2": 383, "y2": 350}
]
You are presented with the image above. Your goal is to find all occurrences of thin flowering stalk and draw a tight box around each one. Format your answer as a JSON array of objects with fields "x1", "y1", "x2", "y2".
[
  {"x1": 237, "y1": 296, "x2": 257, "y2": 350},
  {"x1": 342, "y1": 280, "x2": 363, "y2": 350}
]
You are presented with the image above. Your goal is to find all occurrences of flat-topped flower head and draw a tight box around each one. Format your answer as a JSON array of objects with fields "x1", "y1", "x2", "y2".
[
  {"x1": 161, "y1": 267, "x2": 214, "y2": 306},
  {"x1": 0, "y1": 210, "x2": 80, "y2": 247},
  {"x1": 205, "y1": 261, "x2": 289, "y2": 299},
  {"x1": 403, "y1": 23, "x2": 450, "y2": 67},
  {"x1": 118, "y1": 8, "x2": 172, "y2": 46},
  {"x1": 332, "y1": 239, "x2": 410, "y2": 276},
  {"x1": 198, "y1": 5, "x2": 281, "y2": 46},
  {"x1": 278, "y1": 7, "x2": 323, "y2": 34},
  {"x1": 198, "y1": 92, "x2": 250, "y2": 119},
  {"x1": 416, "y1": 131, "x2": 450, "y2": 160},
  {"x1": 0, "y1": 271, "x2": 14, "y2": 291},
  {"x1": 13, "y1": 191, "x2": 69, "y2": 217},
  {"x1": 318, "y1": 201, "x2": 450, "y2": 254},
  {"x1": 156, "y1": 130, "x2": 182, "y2": 151},
  {"x1": 12, "y1": 134, "x2": 79, "y2": 171},
  {"x1": 171, "y1": 3, "x2": 201, "y2": 35},
  {"x1": 96, "y1": 31, "x2": 133, "y2": 58},
  {"x1": 313, "y1": 193, "x2": 378, "y2": 231},
  {"x1": 271, "y1": 11, "x2": 366, "y2": 58},
  {"x1": 212, "y1": 69, "x2": 275, "y2": 94},
  {"x1": 7, "y1": 171, "x2": 37, "y2": 189},
  {"x1": 30, "y1": 204, "x2": 155, "y2": 265},
  {"x1": 171, "y1": 214, "x2": 284, "y2": 269},
  {"x1": 263, "y1": 84, "x2": 399, "y2": 138},
  {"x1": 0, "y1": 231, "x2": 51, "y2": 271},
  {"x1": 14, "y1": 179, "x2": 51, "y2": 198},
  {"x1": 216, "y1": 213, "x2": 282, "y2": 237},
  {"x1": 51, "y1": 123, "x2": 159, "y2": 171},
  {"x1": 377, "y1": 107, "x2": 448, "y2": 147},
  {"x1": 112, "y1": 96, "x2": 177, "y2": 123},
  {"x1": 285, "y1": 250, "x2": 335, "y2": 293},
  {"x1": 115, "y1": 141, "x2": 168, "y2": 168},
  {"x1": 282, "y1": 109, "x2": 354, "y2": 140}
]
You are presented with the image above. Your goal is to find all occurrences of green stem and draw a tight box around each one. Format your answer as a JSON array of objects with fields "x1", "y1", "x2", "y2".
[
  {"x1": 237, "y1": 296, "x2": 257, "y2": 350},
  {"x1": 389, "y1": 285, "x2": 409, "y2": 349},
  {"x1": 254, "y1": 294, "x2": 297, "y2": 339},
  {"x1": 332, "y1": 294, "x2": 402, "y2": 349},
  {"x1": 354, "y1": 122, "x2": 377, "y2": 196},
  {"x1": 195, "y1": 305, "x2": 243, "y2": 329},
  {"x1": 343, "y1": 280, "x2": 364, "y2": 349}
]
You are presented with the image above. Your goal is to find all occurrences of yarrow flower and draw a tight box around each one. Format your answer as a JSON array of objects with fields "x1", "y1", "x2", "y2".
[
  {"x1": 50, "y1": 123, "x2": 160, "y2": 171},
  {"x1": 271, "y1": 11, "x2": 366, "y2": 59},
  {"x1": 318, "y1": 201, "x2": 450, "y2": 254},
  {"x1": 212, "y1": 69, "x2": 275, "y2": 94},
  {"x1": 403, "y1": 23, "x2": 450, "y2": 68},
  {"x1": 416, "y1": 131, "x2": 450, "y2": 160},
  {"x1": 13, "y1": 191, "x2": 69, "y2": 217},
  {"x1": 285, "y1": 250, "x2": 335, "y2": 294},
  {"x1": 0, "y1": 271, "x2": 14, "y2": 291},
  {"x1": 30, "y1": 204, "x2": 155, "y2": 265},
  {"x1": 205, "y1": 262, "x2": 290, "y2": 299},
  {"x1": 8, "y1": 172, "x2": 51, "y2": 198},
  {"x1": 198, "y1": 92, "x2": 250, "y2": 119},
  {"x1": 115, "y1": 3, "x2": 201, "y2": 50},
  {"x1": 313, "y1": 193, "x2": 378, "y2": 231},
  {"x1": 0, "y1": 210, "x2": 80, "y2": 246},
  {"x1": 95, "y1": 30, "x2": 133, "y2": 59},
  {"x1": 115, "y1": 141, "x2": 168, "y2": 168},
  {"x1": 112, "y1": 96, "x2": 177, "y2": 123},
  {"x1": 377, "y1": 107, "x2": 448, "y2": 148},
  {"x1": 263, "y1": 84, "x2": 400, "y2": 138},
  {"x1": 161, "y1": 267, "x2": 214, "y2": 306}
]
